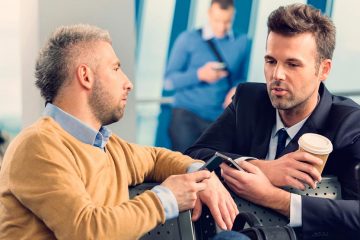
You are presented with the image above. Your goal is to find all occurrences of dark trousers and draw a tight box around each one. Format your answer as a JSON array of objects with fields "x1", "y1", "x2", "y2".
[
  {"x1": 213, "y1": 231, "x2": 250, "y2": 240},
  {"x1": 169, "y1": 108, "x2": 212, "y2": 153}
]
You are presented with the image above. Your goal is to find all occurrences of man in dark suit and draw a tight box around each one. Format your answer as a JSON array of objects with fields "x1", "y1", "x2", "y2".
[{"x1": 186, "y1": 3, "x2": 360, "y2": 239}]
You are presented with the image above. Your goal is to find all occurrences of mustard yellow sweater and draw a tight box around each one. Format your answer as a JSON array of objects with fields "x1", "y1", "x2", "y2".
[{"x1": 0, "y1": 117, "x2": 200, "y2": 239}]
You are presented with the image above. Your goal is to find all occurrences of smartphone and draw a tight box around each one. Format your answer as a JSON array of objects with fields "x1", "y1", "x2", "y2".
[
  {"x1": 198, "y1": 152, "x2": 243, "y2": 172},
  {"x1": 212, "y1": 62, "x2": 226, "y2": 71}
]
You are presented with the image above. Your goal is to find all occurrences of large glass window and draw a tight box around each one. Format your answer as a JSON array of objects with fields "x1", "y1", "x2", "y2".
[
  {"x1": 135, "y1": 0, "x2": 175, "y2": 145},
  {"x1": 327, "y1": 0, "x2": 360, "y2": 103},
  {"x1": 0, "y1": 1, "x2": 21, "y2": 137},
  {"x1": 188, "y1": 0, "x2": 211, "y2": 29},
  {"x1": 135, "y1": 0, "x2": 360, "y2": 146}
]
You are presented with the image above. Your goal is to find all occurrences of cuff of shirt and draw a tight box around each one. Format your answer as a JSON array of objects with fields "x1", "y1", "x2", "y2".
[
  {"x1": 289, "y1": 193, "x2": 302, "y2": 227},
  {"x1": 234, "y1": 156, "x2": 257, "y2": 163},
  {"x1": 151, "y1": 185, "x2": 179, "y2": 220},
  {"x1": 187, "y1": 162, "x2": 204, "y2": 173}
]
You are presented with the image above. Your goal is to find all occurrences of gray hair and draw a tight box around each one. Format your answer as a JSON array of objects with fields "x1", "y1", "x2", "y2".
[{"x1": 35, "y1": 24, "x2": 112, "y2": 102}]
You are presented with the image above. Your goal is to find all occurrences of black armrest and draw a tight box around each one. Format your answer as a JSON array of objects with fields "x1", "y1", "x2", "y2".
[{"x1": 129, "y1": 183, "x2": 196, "y2": 240}]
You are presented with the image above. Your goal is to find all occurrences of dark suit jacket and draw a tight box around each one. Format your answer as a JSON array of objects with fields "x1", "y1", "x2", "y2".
[{"x1": 186, "y1": 82, "x2": 360, "y2": 238}]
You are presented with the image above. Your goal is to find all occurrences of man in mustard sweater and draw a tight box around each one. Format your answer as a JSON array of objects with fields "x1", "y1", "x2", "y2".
[{"x1": 0, "y1": 24, "x2": 238, "y2": 239}]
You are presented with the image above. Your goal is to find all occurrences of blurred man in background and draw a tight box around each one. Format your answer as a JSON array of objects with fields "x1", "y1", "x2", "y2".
[{"x1": 165, "y1": 0, "x2": 251, "y2": 152}]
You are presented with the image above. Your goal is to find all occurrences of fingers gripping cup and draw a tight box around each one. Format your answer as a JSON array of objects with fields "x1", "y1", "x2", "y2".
[{"x1": 298, "y1": 133, "x2": 333, "y2": 174}]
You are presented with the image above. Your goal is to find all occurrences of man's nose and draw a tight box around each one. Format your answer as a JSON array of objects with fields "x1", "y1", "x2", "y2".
[
  {"x1": 273, "y1": 64, "x2": 285, "y2": 81},
  {"x1": 126, "y1": 78, "x2": 134, "y2": 91}
]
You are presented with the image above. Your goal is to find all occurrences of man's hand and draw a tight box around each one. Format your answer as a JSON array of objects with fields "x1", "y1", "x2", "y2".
[
  {"x1": 191, "y1": 173, "x2": 238, "y2": 230},
  {"x1": 221, "y1": 161, "x2": 291, "y2": 217},
  {"x1": 197, "y1": 62, "x2": 228, "y2": 83},
  {"x1": 250, "y1": 151, "x2": 323, "y2": 190},
  {"x1": 161, "y1": 170, "x2": 211, "y2": 212},
  {"x1": 223, "y1": 87, "x2": 236, "y2": 109}
]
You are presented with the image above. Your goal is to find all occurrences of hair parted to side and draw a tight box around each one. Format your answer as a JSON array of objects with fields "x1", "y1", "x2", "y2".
[
  {"x1": 35, "y1": 24, "x2": 112, "y2": 102},
  {"x1": 211, "y1": 0, "x2": 234, "y2": 9},
  {"x1": 267, "y1": 3, "x2": 336, "y2": 62}
]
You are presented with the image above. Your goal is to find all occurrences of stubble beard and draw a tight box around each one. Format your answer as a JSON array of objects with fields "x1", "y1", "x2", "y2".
[
  {"x1": 267, "y1": 87, "x2": 314, "y2": 116},
  {"x1": 269, "y1": 93, "x2": 296, "y2": 110},
  {"x1": 89, "y1": 79, "x2": 125, "y2": 126}
]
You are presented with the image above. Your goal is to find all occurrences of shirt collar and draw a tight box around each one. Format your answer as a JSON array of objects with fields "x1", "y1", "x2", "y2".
[
  {"x1": 202, "y1": 23, "x2": 234, "y2": 41},
  {"x1": 272, "y1": 94, "x2": 321, "y2": 139},
  {"x1": 43, "y1": 103, "x2": 111, "y2": 149},
  {"x1": 272, "y1": 110, "x2": 309, "y2": 140}
]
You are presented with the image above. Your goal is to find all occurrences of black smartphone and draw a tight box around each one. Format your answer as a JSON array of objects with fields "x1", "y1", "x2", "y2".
[{"x1": 198, "y1": 152, "x2": 243, "y2": 172}]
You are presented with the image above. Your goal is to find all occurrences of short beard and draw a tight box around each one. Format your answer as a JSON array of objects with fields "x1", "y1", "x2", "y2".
[
  {"x1": 268, "y1": 94, "x2": 297, "y2": 110},
  {"x1": 88, "y1": 78, "x2": 124, "y2": 126},
  {"x1": 267, "y1": 85, "x2": 315, "y2": 114},
  {"x1": 267, "y1": 81, "x2": 294, "y2": 110}
]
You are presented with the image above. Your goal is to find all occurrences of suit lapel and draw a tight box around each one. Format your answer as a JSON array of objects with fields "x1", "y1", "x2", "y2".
[
  {"x1": 282, "y1": 124, "x2": 315, "y2": 155},
  {"x1": 251, "y1": 103, "x2": 276, "y2": 159},
  {"x1": 281, "y1": 83, "x2": 333, "y2": 157}
]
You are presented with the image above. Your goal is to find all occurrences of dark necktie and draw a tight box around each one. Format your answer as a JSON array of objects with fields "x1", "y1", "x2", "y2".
[{"x1": 275, "y1": 128, "x2": 288, "y2": 159}]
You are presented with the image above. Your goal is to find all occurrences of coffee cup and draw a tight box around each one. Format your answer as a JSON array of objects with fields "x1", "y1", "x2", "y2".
[{"x1": 298, "y1": 133, "x2": 333, "y2": 174}]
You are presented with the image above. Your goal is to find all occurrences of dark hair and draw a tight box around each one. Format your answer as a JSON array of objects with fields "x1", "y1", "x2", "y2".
[
  {"x1": 35, "y1": 24, "x2": 111, "y2": 102},
  {"x1": 211, "y1": 0, "x2": 234, "y2": 9},
  {"x1": 267, "y1": 3, "x2": 336, "y2": 62}
]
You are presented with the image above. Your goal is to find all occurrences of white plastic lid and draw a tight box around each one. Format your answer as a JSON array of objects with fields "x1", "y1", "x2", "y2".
[{"x1": 298, "y1": 133, "x2": 333, "y2": 155}]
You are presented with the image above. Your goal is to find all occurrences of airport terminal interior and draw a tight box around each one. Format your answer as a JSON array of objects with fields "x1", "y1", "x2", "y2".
[{"x1": 0, "y1": 0, "x2": 359, "y2": 146}]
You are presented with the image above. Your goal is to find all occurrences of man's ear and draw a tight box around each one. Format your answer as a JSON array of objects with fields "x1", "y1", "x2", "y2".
[
  {"x1": 76, "y1": 64, "x2": 94, "y2": 90},
  {"x1": 319, "y1": 59, "x2": 332, "y2": 82}
]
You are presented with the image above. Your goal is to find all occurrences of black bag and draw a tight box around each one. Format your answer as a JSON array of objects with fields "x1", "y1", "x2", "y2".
[{"x1": 232, "y1": 212, "x2": 297, "y2": 240}]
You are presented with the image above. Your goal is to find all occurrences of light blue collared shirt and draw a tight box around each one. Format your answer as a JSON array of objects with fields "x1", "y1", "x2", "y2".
[
  {"x1": 43, "y1": 103, "x2": 202, "y2": 220},
  {"x1": 266, "y1": 110, "x2": 308, "y2": 160},
  {"x1": 43, "y1": 103, "x2": 111, "y2": 149},
  {"x1": 266, "y1": 110, "x2": 309, "y2": 227}
]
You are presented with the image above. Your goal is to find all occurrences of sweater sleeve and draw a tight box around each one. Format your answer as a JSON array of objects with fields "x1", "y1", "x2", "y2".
[
  {"x1": 164, "y1": 32, "x2": 201, "y2": 90},
  {"x1": 8, "y1": 131, "x2": 167, "y2": 240},
  {"x1": 115, "y1": 137, "x2": 203, "y2": 184}
]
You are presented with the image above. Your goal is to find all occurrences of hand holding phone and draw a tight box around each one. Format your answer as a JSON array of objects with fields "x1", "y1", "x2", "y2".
[{"x1": 198, "y1": 152, "x2": 244, "y2": 172}]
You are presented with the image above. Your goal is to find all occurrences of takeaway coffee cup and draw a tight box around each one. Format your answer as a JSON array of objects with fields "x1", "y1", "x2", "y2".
[{"x1": 298, "y1": 133, "x2": 333, "y2": 174}]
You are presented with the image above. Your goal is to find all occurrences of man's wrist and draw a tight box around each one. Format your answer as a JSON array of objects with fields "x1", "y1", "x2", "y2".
[
  {"x1": 246, "y1": 159, "x2": 264, "y2": 169},
  {"x1": 197, "y1": 68, "x2": 204, "y2": 81},
  {"x1": 265, "y1": 188, "x2": 291, "y2": 217}
]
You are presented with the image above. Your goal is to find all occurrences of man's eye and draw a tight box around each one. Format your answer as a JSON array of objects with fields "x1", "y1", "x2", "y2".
[
  {"x1": 265, "y1": 59, "x2": 276, "y2": 64},
  {"x1": 288, "y1": 63, "x2": 299, "y2": 67}
]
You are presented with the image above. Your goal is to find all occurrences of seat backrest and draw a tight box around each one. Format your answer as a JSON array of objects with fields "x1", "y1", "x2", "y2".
[
  {"x1": 129, "y1": 183, "x2": 196, "y2": 240},
  {"x1": 195, "y1": 176, "x2": 342, "y2": 238}
]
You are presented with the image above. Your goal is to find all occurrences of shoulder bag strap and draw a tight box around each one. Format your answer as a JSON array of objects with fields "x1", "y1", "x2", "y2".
[
  {"x1": 232, "y1": 212, "x2": 263, "y2": 231},
  {"x1": 198, "y1": 29, "x2": 233, "y2": 88}
]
